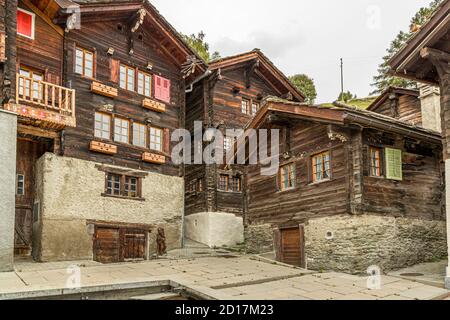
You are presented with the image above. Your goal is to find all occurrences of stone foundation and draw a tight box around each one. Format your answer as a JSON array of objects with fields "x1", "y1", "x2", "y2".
[
  {"x1": 244, "y1": 224, "x2": 274, "y2": 254},
  {"x1": 0, "y1": 110, "x2": 17, "y2": 272},
  {"x1": 34, "y1": 153, "x2": 184, "y2": 262},
  {"x1": 185, "y1": 212, "x2": 244, "y2": 248}
]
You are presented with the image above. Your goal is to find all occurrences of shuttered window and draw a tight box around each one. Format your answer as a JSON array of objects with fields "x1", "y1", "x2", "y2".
[
  {"x1": 385, "y1": 148, "x2": 403, "y2": 181},
  {"x1": 154, "y1": 75, "x2": 171, "y2": 103},
  {"x1": 369, "y1": 147, "x2": 382, "y2": 177},
  {"x1": 17, "y1": 9, "x2": 35, "y2": 39},
  {"x1": 75, "y1": 48, "x2": 94, "y2": 78},
  {"x1": 137, "y1": 71, "x2": 152, "y2": 97}
]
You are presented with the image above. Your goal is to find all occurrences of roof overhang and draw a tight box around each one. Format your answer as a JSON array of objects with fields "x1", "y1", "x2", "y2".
[
  {"x1": 367, "y1": 86, "x2": 419, "y2": 112},
  {"x1": 388, "y1": 1, "x2": 450, "y2": 84}
]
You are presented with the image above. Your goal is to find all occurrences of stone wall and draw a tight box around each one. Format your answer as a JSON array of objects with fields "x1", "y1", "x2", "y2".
[
  {"x1": 305, "y1": 215, "x2": 447, "y2": 274},
  {"x1": 244, "y1": 224, "x2": 274, "y2": 254},
  {"x1": 0, "y1": 110, "x2": 17, "y2": 271},
  {"x1": 34, "y1": 153, "x2": 184, "y2": 262}
]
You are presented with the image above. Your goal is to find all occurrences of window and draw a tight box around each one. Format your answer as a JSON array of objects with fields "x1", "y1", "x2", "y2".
[
  {"x1": 105, "y1": 173, "x2": 142, "y2": 199},
  {"x1": 241, "y1": 99, "x2": 250, "y2": 114},
  {"x1": 369, "y1": 147, "x2": 382, "y2": 177},
  {"x1": 18, "y1": 67, "x2": 43, "y2": 100},
  {"x1": 385, "y1": 148, "x2": 403, "y2": 181},
  {"x1": 120, "y1": 65, "x2": 135, "y2": 91},
  {"x1": 16, "y1": 174, "x2": 25, "y2": 196},
  {"x1": 224, "y1": 137, "x2": 233, "y2": 151},
  {"x1": 252, "y1": 102, "x2": 259, "y2": 115},
  {"x1": 150, "y1": 127, "x2": 162, "y2": 151},
  {"x1": 133, "y1": 123, "x2": 147, "y2": 148},
  {"x1": 114, "y1": 117, "x2": 129, "y2": 144},
  {"x1": 312, "y1": 151, "x2": 331, "y2": 183},
  {"x1": 75, "y1": 48, "x2": 94, "y2": 78},
  {"x1": 17, "y1": 9, "x2": 35, "y2": 39},
  {"x1": 94, "y1": 112, "x2": 111, "y2": 140},
  {"x1": 279, "y1": 163, "x2": 296, "y2": 191},
  {"x1": 137, "y1": 71, "x2": 152, "y2": 97},
  {"x1": 218, "y1": 174, "x2": 242, "y2": 193},
  {"x1": 154, "y1": 75, "x2": 171, "y2": 103}
]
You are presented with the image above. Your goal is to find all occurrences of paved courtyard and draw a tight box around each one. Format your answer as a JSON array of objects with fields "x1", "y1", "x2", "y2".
[{"x1": 0, "y1": 256, "x2": 448, "y2": 300}]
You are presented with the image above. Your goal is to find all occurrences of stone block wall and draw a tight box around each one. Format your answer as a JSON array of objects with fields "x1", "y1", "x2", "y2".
[
  {"x1": 34, "y1": 153, "x2": 184, "y2": 262},
  {"x1": 244, "y1": 224, "x2": 274, "y2": 254}
]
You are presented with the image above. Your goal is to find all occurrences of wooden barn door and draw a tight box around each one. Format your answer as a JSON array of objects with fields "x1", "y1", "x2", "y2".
[
  {"x1": 15, "y1": 139, "x2": 47, "y2": 257},
  {"x1": 122, "y1": 229, "x2": 146, "y2": 261},
  {"x1": 278, "y1": 226, "x2": 305, "y2": 268},
  {"x1": 94, "y1": 227, "x2": 120, "y2": 264}
]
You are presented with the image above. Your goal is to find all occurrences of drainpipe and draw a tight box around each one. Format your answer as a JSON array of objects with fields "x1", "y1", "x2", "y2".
[{"x1": 185, "y1": 70, "x2": 212, "y2": 93}]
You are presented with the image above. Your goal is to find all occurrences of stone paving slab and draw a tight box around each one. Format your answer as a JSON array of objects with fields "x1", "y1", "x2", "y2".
[{"x1": 0, "y1": 256, "x2": 448, "y2": 300}]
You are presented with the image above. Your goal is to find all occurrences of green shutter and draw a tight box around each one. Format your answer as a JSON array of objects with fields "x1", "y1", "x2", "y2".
[{"x1": 385, "y1": 148, "x2": 403, "y2": 181}]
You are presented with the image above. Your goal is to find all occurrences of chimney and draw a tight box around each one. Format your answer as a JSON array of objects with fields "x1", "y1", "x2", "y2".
[{"x1": 419, "y1": 84, "x2": 441, "y2": 132}]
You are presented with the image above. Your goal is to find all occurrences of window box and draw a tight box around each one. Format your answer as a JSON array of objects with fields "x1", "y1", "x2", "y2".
[
  {"x1": 142, "y1": 152, "x2": 166, "y2": 164},
  {"x1": 142, "y1": 98, "x2": 166, "y2": 113},
  {"x1": 91, "y1": 81, "x2": 118, "y2": 98},
  {"x1": 90, "y1": 141, "x2": 117, "y2": 155}
]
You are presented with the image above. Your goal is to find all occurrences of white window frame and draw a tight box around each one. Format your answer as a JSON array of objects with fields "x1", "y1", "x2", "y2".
[
  {"x1": 149, "y1": 126, "x2": 162, "y2": 152},
  {"x1": 17, "y1": 8, "x2": 36, "y2": 40}
]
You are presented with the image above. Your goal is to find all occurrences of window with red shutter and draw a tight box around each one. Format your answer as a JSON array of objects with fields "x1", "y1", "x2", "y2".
[
  {"x1": 154, "y1": 75, "x2": 170, "y2": 103},
  {"x1": 17, "y1": 9, "x2": 35, "y2": 39}
]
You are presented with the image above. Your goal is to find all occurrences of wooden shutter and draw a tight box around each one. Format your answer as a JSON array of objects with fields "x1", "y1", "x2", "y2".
[
  {"x1": 110, "y1": 59, "x2": 120, "y2": 83},
  {"x1": 17, "y1": 10, "x2": 33, "y2": 38},
  {"x1": 46, "y1": 73, "x2": 60, "y2": 85},
  {"x1": 162, "y1": 78, "x2": 171, "y2": 103},
  {"x1": 154, "y1": 75, "x2": 162, "y2": 101},
  {"x1": 0, "y1": 32, "x2": 5, "y2": 62},
  {"x1": 154, "y1": 75, "x2": 170, "y2": 103},
  {"x1": 385, "y1": 148, "x2": 403, "y2": 181},
  {"x1": 163, "y1": 128, "x2": 170, "y2": 154}
]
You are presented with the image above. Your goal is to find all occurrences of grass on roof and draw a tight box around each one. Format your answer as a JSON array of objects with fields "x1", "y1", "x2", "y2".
[{"x1": 320, "y1": 96, "x2": 378, "y2": 110}]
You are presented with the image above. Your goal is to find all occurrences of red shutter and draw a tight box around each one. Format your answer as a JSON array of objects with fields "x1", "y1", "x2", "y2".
[
  {"x1": 154, "y1": 75, "x2": 170, "y2": 103},
  {"x1": 162, "y1": 78, "x2": 171, "y2": 103},
  {"x1": 17, "y1": 10, "x2": 33, "y2": 38},
  {"x1": 163, "y1": 128, "x2": 170, "y2": 154},
  {"x1": 110, "y1": 59, "x2": 120, "y2": 83}
]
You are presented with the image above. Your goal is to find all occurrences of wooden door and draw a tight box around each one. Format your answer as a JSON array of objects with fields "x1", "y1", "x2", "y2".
[
  {"x1": 94, "y1": 227, "x2": 120, "y2": 263},
  {"x1": 279, "y1": 227, "x2": 305, "y2": 267},
  {"x1": 15, "y1": 139, "x2": 47, "y2": 256},
  {"x1": 122, "y1": 229, "x2": 146, "y2": 261}
]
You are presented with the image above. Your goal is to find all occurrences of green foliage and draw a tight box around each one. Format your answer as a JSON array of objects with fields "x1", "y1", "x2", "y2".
[
  {"x1": 289, "y1": 74, "x2": 317, "y2": 104},
  {"x1": 182, "y1": 31, "x2": 220, "y2": 62},
  {"x1": 338, "y1": 91, "x2": 357, "y2": 103},
  {"x1": 371, "y1": 0, "x2": 443, "y2": 94}
]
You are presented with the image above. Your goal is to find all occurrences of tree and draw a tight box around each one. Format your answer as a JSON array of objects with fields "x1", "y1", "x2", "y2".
[
  {"x1": 182, "y1": 31, "x2": 220, "y2": 63},
  {"x1": 289, "y1": 74, "x2": 317, "y2": 104},
  {"x1": 371, "y1": 0, "x2": 443, "y2": 94},
  {"x1": 338, "y1": 91, "x2": 357, "y2": 103}
]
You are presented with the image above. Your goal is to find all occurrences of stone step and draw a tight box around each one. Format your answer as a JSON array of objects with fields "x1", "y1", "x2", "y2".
[{"x1": 129, "y1": 292, "x2": 181, "y2": 300}]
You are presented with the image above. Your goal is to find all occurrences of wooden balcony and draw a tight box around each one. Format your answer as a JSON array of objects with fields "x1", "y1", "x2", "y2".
[{"x1": 4, "y1": 74, "x2": 76, "y2": 129}]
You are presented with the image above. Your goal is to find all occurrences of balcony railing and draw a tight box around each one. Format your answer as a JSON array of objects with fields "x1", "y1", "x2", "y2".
[{"x1": 9, "y1": 74, "x2": 76, "y2": 128}]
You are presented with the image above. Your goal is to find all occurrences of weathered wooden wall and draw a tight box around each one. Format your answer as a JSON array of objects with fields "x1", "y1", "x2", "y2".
[{"x1": 372, "y1": 94, "x2": 422, "y2": 126}]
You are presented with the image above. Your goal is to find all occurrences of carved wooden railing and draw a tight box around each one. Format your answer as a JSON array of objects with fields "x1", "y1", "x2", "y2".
[{"x1": 13, "y1": 73, "x2": 76, "y2": 128}]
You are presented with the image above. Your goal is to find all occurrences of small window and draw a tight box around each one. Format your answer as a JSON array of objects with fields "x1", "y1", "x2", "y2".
[
  {"x1": 218, "y1": 175, "x2": 229, "y2": 192},
  {"x1": 137, "y1": 71, "x2": 152, "y2": 97},
  {"x1": 369, "y1": 147, "x2": 382, "y2": 177},
  {"x1": 75, "y1": 48, "x2": 94, "y2": 78},
  {"x1": 312, "y1": 151, "x2": 331, "y2": 183},
  {"x1": 120, "y1": 65, "x2": 135, "y2": 91},
  {"x1": 133, "y1": 123, "x2": 147, "y2": 148},
  {"x1": 279, "y1": 163, "x2": 296, "y2": 191},
  {"x1": 149, "y1": 127, "x2": 162, "y2": 151},
  {"x1": 114, "y1": 117, "x2": 130, "y2": 144},
  {"x1": 105, "y1": 173, "x2": 142, "y2": 199},
  {"x1": 241, "y1": 99, "x2": 250, "y2": 115},
  {"x1": 252, "y1": 102, "x2": 259, "y2": 115},
  {"x1": 229, "y1": 176, "x2": 242, "y2": 192},
  {"x1": 17, "y1": 9, "x2": 35, "y2": 39},
  {"x1": 18, "y1": 67, "x2": 43, "y2": 100},
  {"x1": 223, "y1": 137, "x2": 233, "y2": 151},
  {"x1": 16, "y1": 174, "x2": 25, "y2": 195},
  {"x1": 94, "y1": 112, "x2": 111, "y2": 140}
]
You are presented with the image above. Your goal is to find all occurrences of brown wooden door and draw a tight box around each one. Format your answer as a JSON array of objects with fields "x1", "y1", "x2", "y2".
[
  {"x1": 15, "y1": 139, "x2": 47, "y2": 256},
  {"x1": 94, "y1": 227, "x2": 120, "y2": 263},
  {"x1": 280, "y1": 227, "x2": 305, "y2": 267},
  {"x1": 122, "y1": 230, "x2": 146, "y2": 261}
]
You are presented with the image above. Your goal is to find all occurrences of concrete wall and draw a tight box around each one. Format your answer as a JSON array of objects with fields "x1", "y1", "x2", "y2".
[
  {"x1": 420, "y1": 85, "x2": 441, "y2": 132},
  {"x1": 34, "y1": 153, "x2": 184, "y2": 262},
  {"x1": 185, "y1": 212, "x2": 244, "y2": 248},
  {"x1": 245, "y1": 214, "x2": 447, "y2": 274},
  {"x1": 0, "y1": 110, "x2": 17, "y2": 272}
]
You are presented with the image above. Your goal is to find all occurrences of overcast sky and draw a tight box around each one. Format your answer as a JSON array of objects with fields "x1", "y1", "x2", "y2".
[{"x1": 152, "y1": 0, "x2": 431, "y2": 103}]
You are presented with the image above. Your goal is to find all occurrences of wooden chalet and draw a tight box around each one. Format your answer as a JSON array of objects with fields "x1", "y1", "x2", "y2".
[
  {"x1": 387, "y1": 0, "x2": 450, "y2": 288},
  {"x1": 184, "y1": 49, "x2": 304, "y2": 247},
  {"x1": 242, "y1": 97, "x2": 446, "y2": 272},
  {"x1": 0, "y1": 0, "x2": 206, "y2": 267}
]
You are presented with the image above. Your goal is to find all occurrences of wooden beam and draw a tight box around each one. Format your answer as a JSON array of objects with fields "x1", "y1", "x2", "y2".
[
  {"x1": 244, "y1": 59, "x2": 260, "y2": 89},
  {"x1": 22, "y1": 0, "x2": 64, "y2": 36},
  {"x1": 420, "y1": 47, "x2": 450, "y2": 79}
]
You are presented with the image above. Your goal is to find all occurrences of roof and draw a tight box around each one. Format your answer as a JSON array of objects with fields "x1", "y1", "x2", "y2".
[
  {"x1": 209, "y1": 49, "x2": 305, "y2": 102},
  {"x1": 367, "y1": 86, "x2": 419, "y2": 112},
  {"x1": 388, "y1": 0, "x2": 450, "y2": 84},
  {"x1": 245, "y1": 96, "x2": 441, "y2": 144}
]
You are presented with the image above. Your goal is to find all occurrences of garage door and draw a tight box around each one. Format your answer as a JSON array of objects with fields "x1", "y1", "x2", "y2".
[{"x1": 279, "y1": 227, "x2": 305, "y2": 267}]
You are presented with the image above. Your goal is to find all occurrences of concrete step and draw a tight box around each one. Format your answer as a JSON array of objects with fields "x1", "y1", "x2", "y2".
[{"x1": 129, "y1": 292, "x2": 182, "y2": 300}]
